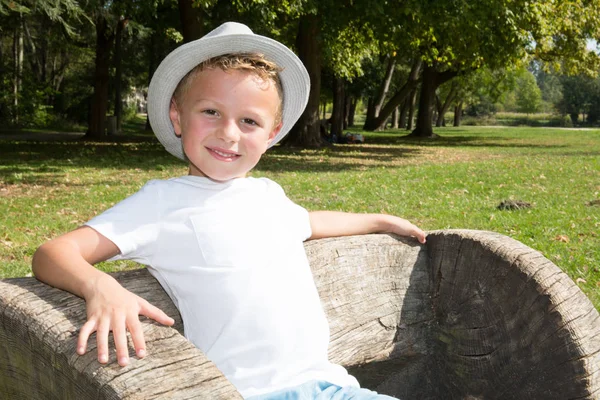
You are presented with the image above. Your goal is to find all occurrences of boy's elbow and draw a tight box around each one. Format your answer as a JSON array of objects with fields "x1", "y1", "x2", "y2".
[{"x1": 31, "y1": 241, "x2": 52, "y2": 278}]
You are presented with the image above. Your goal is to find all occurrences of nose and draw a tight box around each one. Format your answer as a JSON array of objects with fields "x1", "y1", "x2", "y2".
[{"x1": 216, "y1": 119, "x2": 241, "y2": 143}]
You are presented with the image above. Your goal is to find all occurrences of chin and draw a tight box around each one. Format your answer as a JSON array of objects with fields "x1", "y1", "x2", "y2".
[{"x1": 203, "y1": 171, "x2": 246, "y2": 182}]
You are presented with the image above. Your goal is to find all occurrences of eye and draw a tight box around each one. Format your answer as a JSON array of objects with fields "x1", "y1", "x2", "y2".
[
  {"x1": 202, "y1": 109, "x2": 219, "y2": 116},
  {"x1": 241, "y1": 118, "x2": 259, "y2": 126}
]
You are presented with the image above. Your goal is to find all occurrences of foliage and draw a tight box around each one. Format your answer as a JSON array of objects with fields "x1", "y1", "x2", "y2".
[
  {"x1": 558, "y1": 75, "x2": 599, "y2": 124},
  {"x1": 3, "y1": 0, "x2": 600, "y2": 136},
  {"x1": 0, "y1": 0, "x2": 89, "y2": 37},
  {"x1": 533, "y1": 63, "x2": 564, "y2": 113},
  {"x1": 404, "y1": 0, "x2": 600, "y2": 76},
  {"x1": 515, "y1": 69, "x2": 542, "y2": 114},
  {"x1": 461, "y1": 68, "x2": 519, "y2": 116}
]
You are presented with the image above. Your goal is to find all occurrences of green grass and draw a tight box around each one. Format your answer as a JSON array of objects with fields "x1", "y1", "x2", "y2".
[{"x1": 1, "y1": 126, "x2": 599, "y2": 308}]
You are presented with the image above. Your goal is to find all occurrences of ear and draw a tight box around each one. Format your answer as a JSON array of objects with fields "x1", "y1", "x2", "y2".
[
  {"x1": 169, "y1": 99, "x2": 183, "y2": 137},
  {"x1": 267, "y1": 122, "x2": 283, "y2": 146}
]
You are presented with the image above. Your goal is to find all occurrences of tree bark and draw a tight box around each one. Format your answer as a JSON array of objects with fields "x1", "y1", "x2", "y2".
[
  {"x1": 454, "y1": 101, "x2": 463, "y2": 126},
  {"x1": 12, "y1": 15, "x2": 23, "y2": 125},
  {"x1": 434, "y1": 94, "x2": 442, "y2": 127},
  {"x1": 178, "y1": 0, "x2": 204, "y2": 42},
  {"x1": 331, "y1": 76, "x2": 345, "y2": 137},
  {"x1": 347, "y1": 97, "x2": 357, "y2": 127},
  {"x1": 365, "y1": 97, "x2": 376, "y2": 125},
  {"x1": 363, "y1": 59, "x2": 422, "y2": 131},
  {"x1": 411, "y1": 66, "x2": 457, "y2": 138},
  {"x1": 407, "y1": 87, "x2": 417, "y2": 130},
  {"x1": 113, "y1": 17, "x2": 128, "y2": 133},
  {"x1": 391, "y1": 106, "x2": 399, "y2": 129},
  {"x1": 399, "y1": 100, "x2": 408, "y2": 129},
  {"x1": 87, "y1": 16, "x2": 114, "y2": 139},
  {"x1": 436, "y1": 81, "x2": 458, "y2": 127},
  {"x1": 284, "y1": 15, "x2": 322, "y2": 147},
  {"x1": 343, "y1": 93, "x2": 351, "y2": 129}
]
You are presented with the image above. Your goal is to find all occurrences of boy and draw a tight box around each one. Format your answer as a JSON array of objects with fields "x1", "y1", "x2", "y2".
[{"x1": 32, "y1": 22, "x2": 426, "y2": 399}]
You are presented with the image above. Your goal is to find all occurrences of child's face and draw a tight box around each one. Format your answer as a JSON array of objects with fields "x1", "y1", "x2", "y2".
[{"x1": 169, "y1": 68, "x2": 282, "y2": 181}]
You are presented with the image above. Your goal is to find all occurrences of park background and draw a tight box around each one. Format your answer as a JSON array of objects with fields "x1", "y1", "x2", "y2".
[{"x1": 0, "y1": 1, "x2": 599, "y2": 309}]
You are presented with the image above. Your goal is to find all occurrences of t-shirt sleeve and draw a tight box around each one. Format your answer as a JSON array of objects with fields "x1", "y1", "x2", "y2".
[
  {"x1": 85, "y1": 180, "x2": 161, "y2": 264},
  {"x1": 265, "y1": 179, "x2": 312, "y2": 241}
]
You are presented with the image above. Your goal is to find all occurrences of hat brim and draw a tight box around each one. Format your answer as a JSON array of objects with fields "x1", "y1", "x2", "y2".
[{"x1": 147, "y1": 32, "x2": 310, "y2": 160}]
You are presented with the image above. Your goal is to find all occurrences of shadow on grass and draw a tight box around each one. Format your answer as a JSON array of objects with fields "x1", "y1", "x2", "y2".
[
  {"x1": 366, "y1": 131, "x2": 571, "y2": 149},
  {"x1": 0, "y1": 137, "x2": 425, "y2": 176},
  {"x1": 0, "y1": 131, "x2": 582, "y2": 187}
]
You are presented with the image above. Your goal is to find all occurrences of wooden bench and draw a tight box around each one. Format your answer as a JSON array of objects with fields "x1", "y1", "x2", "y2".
[{"x1": 1, "y1": 230, "x2": 599, "y2": 399}]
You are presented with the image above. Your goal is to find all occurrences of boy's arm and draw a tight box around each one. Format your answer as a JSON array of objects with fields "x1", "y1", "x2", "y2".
[
  {"x1": 308, "y1": 211, "x2": 427, "y2": 243},
  {"x1": 32, "y1": 226, "x2": 174, "y2": 367}
]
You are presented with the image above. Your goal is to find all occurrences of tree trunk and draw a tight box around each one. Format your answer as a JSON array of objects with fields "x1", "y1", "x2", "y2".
[
  {"x1": 434, "y1": 94, "x2": 442, "y2": 127},
  {"x1": 178, "y1": 0, "x2": 204, "y2": 42},
  {"x1": 399, "y1": 100, "x2": 408, "y2": 129},
  {"x1": 347, "y1": 97, "x2": 357, "y2": 127},
  {"x1": 411, "y1": 65, "x2": 457, "y2": 138},
  {"x1": 362, "y1": 55, "x2": 395, "y2": 129},
  {"x1": 145, "y1": 24, "x2": 158, "y2": 131},
  {"x1": 12, "y1": 16, "x2": 23, "y2": 125},
  {"x1": 364, "y1": 59, "x2": 422, "y2": 131},
  {"x1": 284, "y1": 15, "x2": 322, "y2": 147},
  {"x1": 436, "y1": 81, "x2": 458, "y2": 127},
  {"x1": 343, "y1": 93, "x2": 351, "y2": 129},
  {"x1": 407, "y1": 87, "x2": 417, "y2": 130},
  {"x1": 87, "y1": 16, "x2": 114, "y2": 139},
  {"x1": 365, "y1": 97, "x2": 376, "y2": 126},
  {"x1": 113, "y1": 17, "x2": 128, "y2": 133},
  {"x1": 391, "y1": 106, "x2": 399, "y2": 129},
  {"x1": 331, "y1": 77, "x2": 345, "y2": 137},
  {"x1": 454, "y1": 101, "x2": 463, "y2": 127}
]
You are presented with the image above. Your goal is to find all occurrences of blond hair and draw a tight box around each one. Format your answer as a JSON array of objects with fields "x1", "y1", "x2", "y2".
[{"x1": 173, "y1": 53, "x2": 284, "y2": 124}]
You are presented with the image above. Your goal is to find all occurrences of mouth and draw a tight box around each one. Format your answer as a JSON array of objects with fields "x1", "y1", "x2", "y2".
[{"x1": 206, "y1": 147, "x2": 241, "y2": 161}]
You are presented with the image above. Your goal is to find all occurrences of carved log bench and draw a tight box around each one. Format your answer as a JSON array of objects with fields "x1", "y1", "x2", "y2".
[{"x1": 1, "y1": 230, "x2": 599, "y2": 399}]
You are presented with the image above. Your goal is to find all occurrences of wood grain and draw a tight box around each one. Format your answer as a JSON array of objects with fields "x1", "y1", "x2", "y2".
[{"x1": 1, "y1": 230, "x2": 598, "y2": 399}]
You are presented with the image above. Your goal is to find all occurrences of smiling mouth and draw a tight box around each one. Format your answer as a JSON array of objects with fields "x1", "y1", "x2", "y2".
[{"x1": 207, "y1": 147, "x2": 241, "y2": 161}]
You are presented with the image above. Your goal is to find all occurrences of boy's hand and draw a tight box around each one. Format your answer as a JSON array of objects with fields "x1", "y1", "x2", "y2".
[
  {"x1": 385, "y1": 215, "x2": 427, "y2": 244},
  {"x1": 78, "y1": 274, "x2": 175, "y2": 367}
]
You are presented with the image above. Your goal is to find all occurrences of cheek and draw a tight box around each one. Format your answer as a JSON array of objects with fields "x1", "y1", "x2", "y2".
[
  {"x1": 245, "y1": 135, "x2": 270, "y2": 153},
  {"x1": 181, "y1": 117, "x2": 210, "y2": 140}
]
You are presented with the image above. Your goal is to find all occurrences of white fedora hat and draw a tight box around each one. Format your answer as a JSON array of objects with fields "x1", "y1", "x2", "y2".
[{"x1": 147, "y1": 22, "x2": 310, "y2": 160}]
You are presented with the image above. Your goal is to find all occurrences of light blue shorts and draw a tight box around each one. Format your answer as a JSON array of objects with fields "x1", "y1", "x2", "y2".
[{"x1": 247, "y1": 380, "x2": 399, "y2": 400}]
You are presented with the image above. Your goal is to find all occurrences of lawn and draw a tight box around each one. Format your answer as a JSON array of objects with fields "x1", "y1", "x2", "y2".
[{"x1": 1, "y1": 125, "x2": 599, "y2": 308}]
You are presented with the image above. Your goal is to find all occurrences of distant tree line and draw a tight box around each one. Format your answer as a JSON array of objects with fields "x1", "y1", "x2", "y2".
[{"x1": 1, "y1": 0, "x2": 600, "y2": 146}]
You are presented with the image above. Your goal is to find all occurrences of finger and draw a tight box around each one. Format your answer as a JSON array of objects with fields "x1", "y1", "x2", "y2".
[
  {"x1": 411, "y1": 226, "x2": 427, "y2": 244},
  {"x1": 414, "y1": 229, "x2": 427, "y2": 243},
  {"x1": 96, "y1": 317, "x2": 110, "y2": 364},
  {"x1": 112, "y1": 316, "x2": 130, "y2": 367},
  {"x1": 139, "y1": 299, "x2": 175, "y2": 326},
  {"x1": 77, "y1": 319, "x2": 97, "y2": 355},
  {"x1": 127, "y1": 317, "x2": 147, "y2": 359}
]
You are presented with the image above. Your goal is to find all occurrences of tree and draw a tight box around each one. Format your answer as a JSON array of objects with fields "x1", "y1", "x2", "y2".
[
  {"x1": 285, "y1": 13, "x2": 323, "y2": 146},
  {"x1": 535, "y1": 66, "x2": 563, "y2": 113},
  {"x1": 515, "y1": 69, "x2": 542, "y2": 114},
  {"x1": 0, "y1": 0, "x2": 87, "y2": 126},
  {"x1": 558, "y1": 75, "x2": 597, "y2": 124},
  {"x1": 403, "y1": 0, "x2": 600, "y2": 137}
]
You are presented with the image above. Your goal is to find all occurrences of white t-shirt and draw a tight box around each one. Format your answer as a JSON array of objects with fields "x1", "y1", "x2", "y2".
[{"x1": 86, "y1": 176, "x2": 359, "y2": 398}]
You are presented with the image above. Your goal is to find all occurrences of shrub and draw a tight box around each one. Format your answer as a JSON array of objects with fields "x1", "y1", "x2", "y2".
[{"x1": 560, "y1": 114, "x2": 573, "y2": 127}]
